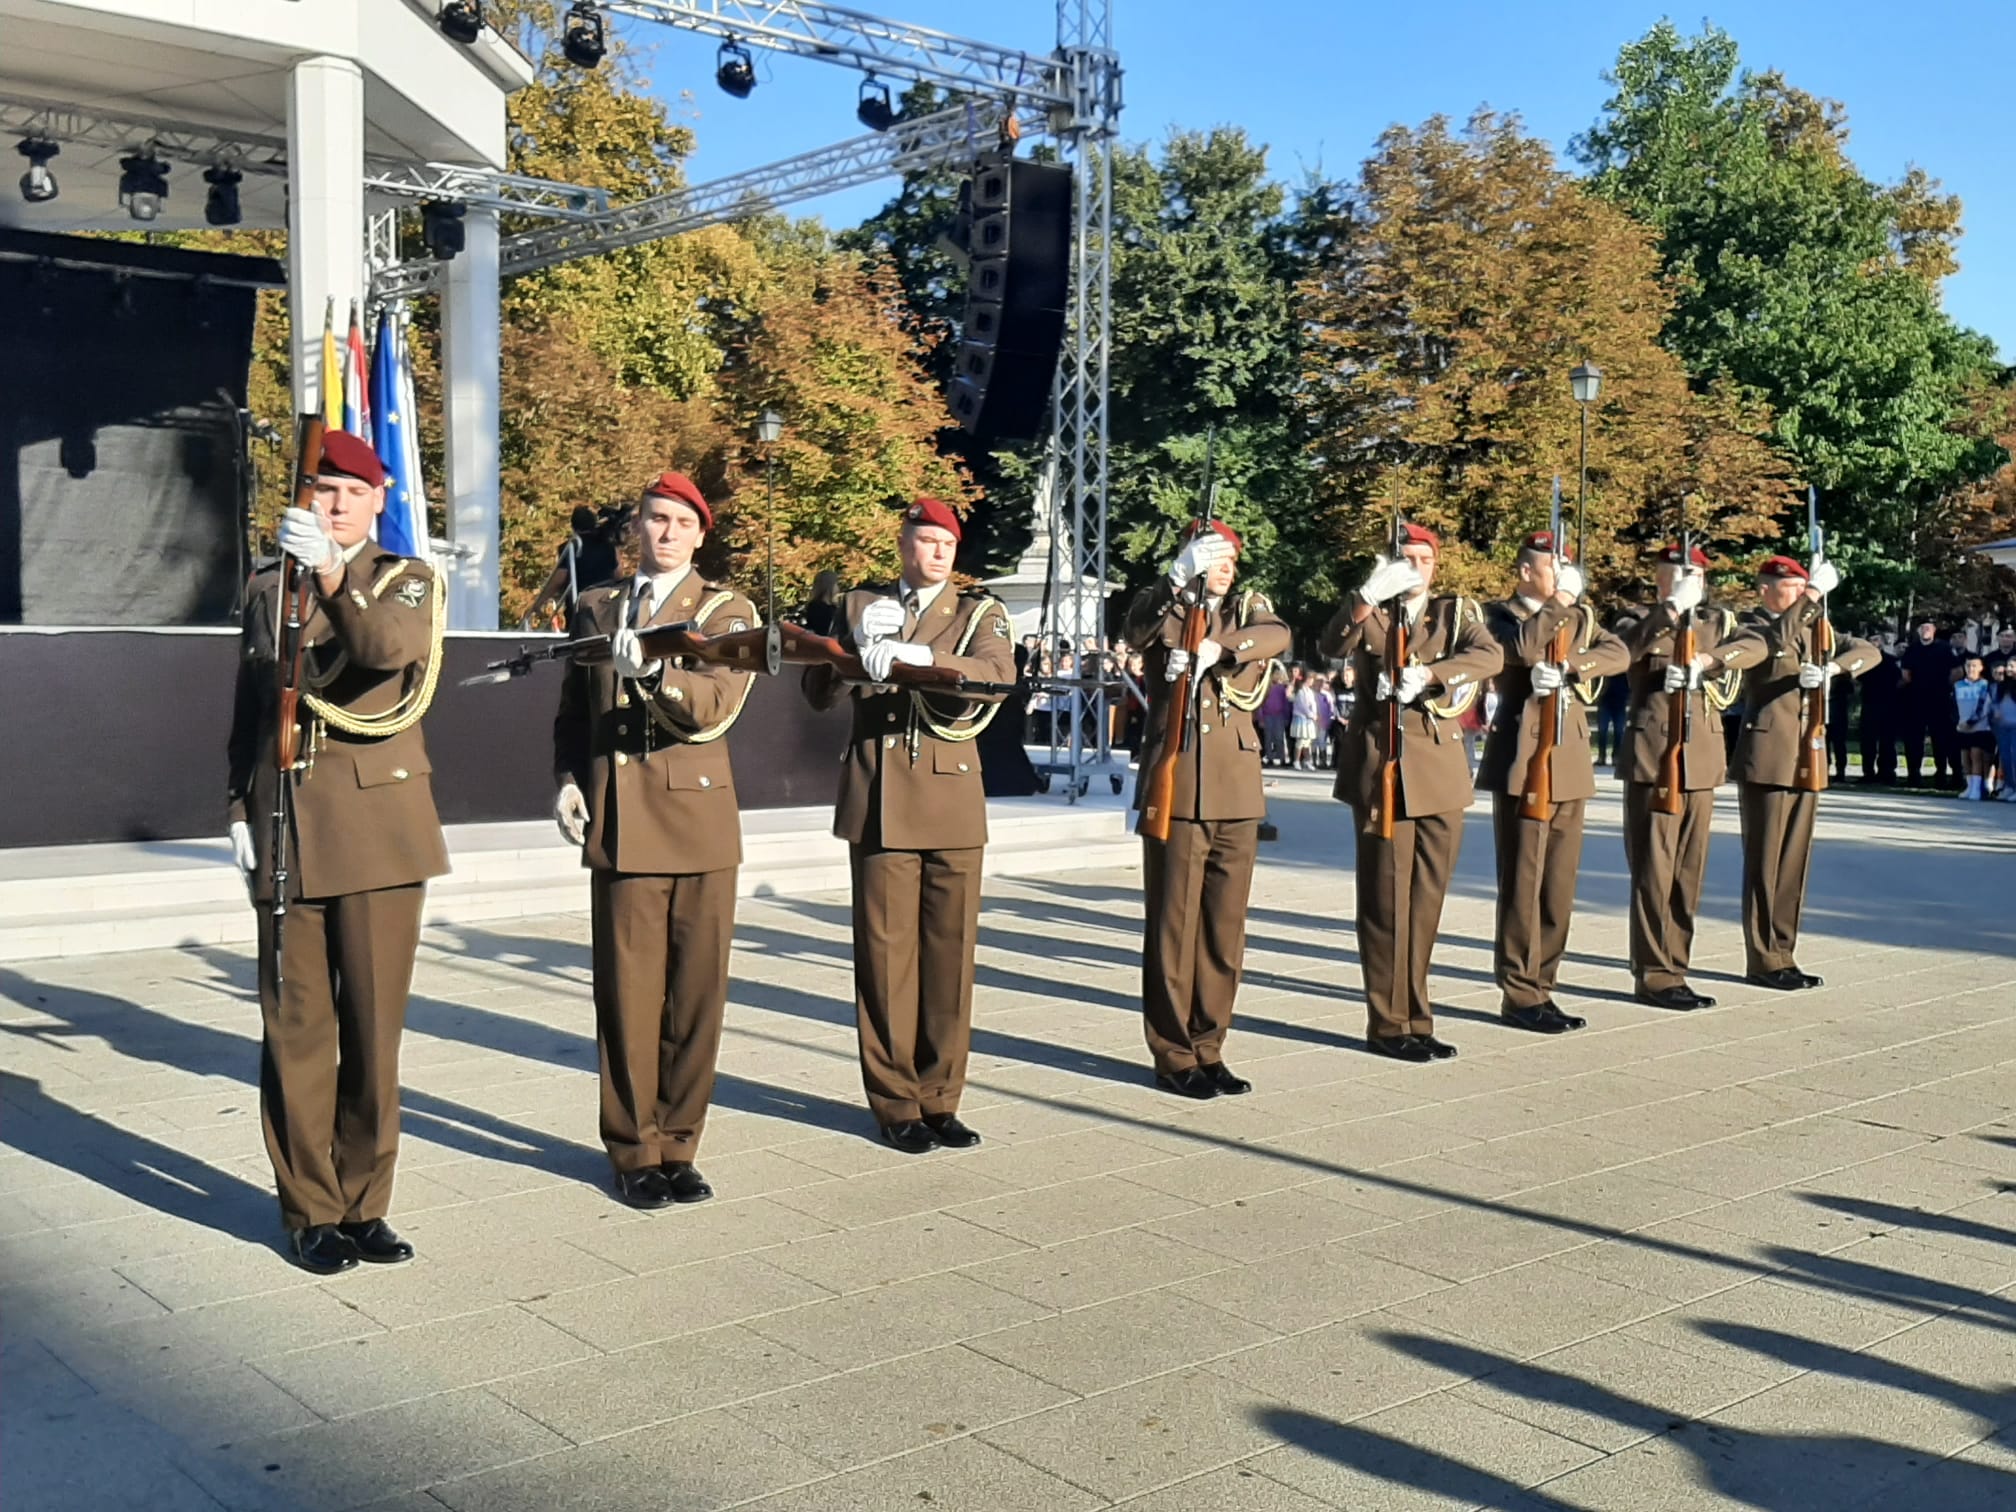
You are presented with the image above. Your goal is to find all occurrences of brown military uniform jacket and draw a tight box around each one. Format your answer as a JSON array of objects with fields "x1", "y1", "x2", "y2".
[
  {"x1": 554, "y1": 571, "x2": 758, "y2": 876},
  {"x1": 227, "y1": 547, "x2": 449, "y2": 901},
  {"x1": 1122, "y1": 583, "x2": 1292, "y2": 829},
  {"x1": 806, "y1": 584, "x2": 1016, "y2": 850},
  {"x1": 1731, "y1": 597, "x2": 1878, "y2": 788},
  {"x1": 1476, "y1": 596, "x2": 1630, "y2": 800},
  {"x1": 1617, "y1": 602, "x2": 1765, "y2": 790},
  {"x1": 1323, "y1": 595, "x2": 1503, "y2": 818}
]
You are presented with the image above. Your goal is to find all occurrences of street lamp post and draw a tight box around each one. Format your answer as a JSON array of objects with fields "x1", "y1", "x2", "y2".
[{"x1": 1569, "y1": 361, "x2": 1602, "y2": 564}]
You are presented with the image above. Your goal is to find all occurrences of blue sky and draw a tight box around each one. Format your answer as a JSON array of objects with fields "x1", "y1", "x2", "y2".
[{"x1": 625, "y1": 2, "x2": 2013, "y2": 361}]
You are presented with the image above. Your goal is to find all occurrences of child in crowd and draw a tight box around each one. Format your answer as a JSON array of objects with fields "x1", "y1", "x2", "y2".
[{"x1": 1954, "y1": 654, "x2": 1994, "y2": 800}]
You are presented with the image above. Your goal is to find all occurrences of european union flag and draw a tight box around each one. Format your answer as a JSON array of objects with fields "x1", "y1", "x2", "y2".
[{"x1": 370, "y1": 308, "x2": 425, "y2": 558}]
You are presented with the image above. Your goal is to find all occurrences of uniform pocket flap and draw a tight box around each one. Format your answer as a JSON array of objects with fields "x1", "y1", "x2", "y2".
[
  {"x1": 931, "y1": 745, "x2": 978, "y2": 776},
  {"x1": 667, "y1": 749, "x2": 734, "y2": 792},
  {"x1": 353, "y1": 745, "x2": 430, "y2": 788}
]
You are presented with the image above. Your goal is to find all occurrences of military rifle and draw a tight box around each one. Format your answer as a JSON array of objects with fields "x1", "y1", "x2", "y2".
[
  {"x1": 1652, "y1": 495, "x2": 1693, "y2": 817},
  {"x1": 1518, "y1": 477, "x2": 1570, "y2": 822},
  {"x1": 1140, "y1": 428, "x2": 1218, "y2": 842},
  {"x1": 1795, "y1": 484, "x2": 1832, "y2": 792},
  {"x1": 269, "y1": 412, "x2": 326, "y2": 992},
  {"x1": 1375, "y1": 507, "x2": 1409, "y2": 841}
]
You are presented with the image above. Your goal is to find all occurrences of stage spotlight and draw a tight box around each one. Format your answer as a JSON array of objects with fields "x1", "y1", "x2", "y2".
[
  {"x1": 118, "y1": 151, "x2": 170, "y2": 222},
  {"x1": 856, "y1": 77, "x2": 896, "y2": 132},
  {"x1": 716, "y1": 39, "x2": 756, "y2": 99},
  {"x1": 203, "y1": 164, "x2": 242, "y2": 227},
  {"x1": 562, "y1": 3, "x2": 606, "y2": 68},
  {"x1": 16, "y1": 138, "x2": 59, "y2": 204},
  {"x1": 421, "y1": 199, "x2": 467, "y2": 261},
  {"x1": 439, "y1": 0, "x2": 483, "y2": 44}
]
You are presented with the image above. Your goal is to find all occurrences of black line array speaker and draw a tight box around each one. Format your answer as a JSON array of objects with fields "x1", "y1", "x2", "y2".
[{"x1": 946, "y1": 152, "x2": 1071, "y2": 443}]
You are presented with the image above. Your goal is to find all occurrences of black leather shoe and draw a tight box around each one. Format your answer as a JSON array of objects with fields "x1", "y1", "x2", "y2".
[
  {"x1": 1794, "y1": 970, "x2": 1824, "y2": 988},
  {"x1": 661, "y1": 1162, "x2": 714, "y2": 1203},
  {"x1": 1367, "y1": 1034, "x2": 1434, "y2": 1063},
  {"x1": 1199, "y1": 1062, "x2": 1252, "y2": 1096},
  {"x1": 1501, "y1": 1003, "x2": 1575, "y2": 1034},
  {"x1": 1538, "y1": 1003, "x2": 1587, "y2": 1032},
  {"x1": 881, "y1": 1119, "x2": 940, "y2": 1155},
  {"x1": 614, "y1": 1168, "x2": 677, "y2": 1210},
  {"x1": 1418, "y1": 1034, "x2": 1459, "y2": 1060},
  {"x1": 1154, "y1": 1067, "x2": 1219, "y2": 1099},
  {"x1": 1747, "y1": 968, "x2": 1809, "y2": 992},
  {"x1": 289, "y1": 1224, "x2": 359, "y2": 1275},
  {"x1": 922, "y1": 1113, "x2": 982, "y2": 1148},
  {"x1": 337, "y1": 1218, "x2": 414, "y2": 1264},
  {"x1": 1636, "y1": 985, "x2": 1711, "y2": 1010}
]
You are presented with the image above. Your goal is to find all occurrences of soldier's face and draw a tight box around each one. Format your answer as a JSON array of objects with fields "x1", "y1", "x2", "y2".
[
  {"x1": 1401, "y1": 542, "x2": 1436, "y2": 595},
  {"x1": 1518, "y1": 551, "x2": 1557, "y2": 599},
  {"x1": 1759, "y1": 576, "x2": 1803, "y2": 613},
  {"x1": 313, "y1": 475, "x2": 385, "y2": 548},
  {"x1": 1203, "y1": 553, "x2": 1237, "y2": 597},
  {"x1": 636, "y1": 497, "x2": 704, "y2": 574},
  {"x1": 901, "y1": 524, "x2": 958, "y2": 586}
]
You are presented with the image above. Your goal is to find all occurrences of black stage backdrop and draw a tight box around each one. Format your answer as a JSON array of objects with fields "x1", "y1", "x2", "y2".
[
  {"x1": 0, "y1": 232, "x2": 284, "y2": 627},
  {"x1": 0, "y1": 631, "x2": 1036, "y2": 848}
]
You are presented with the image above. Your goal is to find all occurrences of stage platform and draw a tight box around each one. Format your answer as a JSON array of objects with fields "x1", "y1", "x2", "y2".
[{"x1": 0, "y1": 795, "x2": 1137, "y2": 962}]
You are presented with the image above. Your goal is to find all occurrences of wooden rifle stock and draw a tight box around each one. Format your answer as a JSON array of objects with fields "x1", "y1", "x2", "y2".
[
  {"x1": 269, "y1": 412, "x2": 325, "y2": 987},
  {"x1": 1517, "y1": 614, "x2": 1572, "y2": 822},
  {"x1": 1653, "y1": 608, "x2": 1692, "y2": 816},
  {"x1": 1376, "y1": 608, "x2": 1408, "y2": 840},
  {"x1": 1794, "y1": 611, "x2": 1833, "y2": 792},
  {"x1": 1141, "y1": 593, "x2": 1210, "y2": 842}
]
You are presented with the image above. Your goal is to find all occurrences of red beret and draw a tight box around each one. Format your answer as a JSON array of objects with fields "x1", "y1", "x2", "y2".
[
  {"x1": 1656, "y1": 542, "x2": 1711, "y2": 567},
  {"x1": 902, "y1": 495, "x2": 963, "y2": 543},
  {"x1": 1184, "y1": 518, "x2": 1242, "y2": 554},
  {"x1": 1522, "y1": 531, "x2": 1557, "y2": 554},
  {"x1": 642, "y1": 471, "x2": 712, "y2": 530},
  {"x1": 1397, "y1": 522, "x2": 1439, "y2": 552},
  {"x1": 1757, "y1": 555, "x2": 1807, "y2": 581},
  {"x1": 318, "y1": 430, "x2": 387, "y2": 489}
]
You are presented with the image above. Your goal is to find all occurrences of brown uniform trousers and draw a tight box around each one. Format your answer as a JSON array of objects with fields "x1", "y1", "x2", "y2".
[
  {"x1": 555, "y1": 573, "x2": 757, "y2": 1172},
  {"x1": 1616, "y1": 603, "x2": 1767, "y2": 990},
  {"x1": 1123, "y1": 584, "x2": 1292, "y2": 1072},
  {"x1": 1731, "y1": 598, "x2": 1877, "y2": 975},
  {"x1": 1323, "y1": 596, "x2": 1502, "y2": 1038},
  {"x1": 1476, "y1": 597, "x2": 1629, "y2": 1010},
  {"x1": 227, "y1": 548, "x2": 449, "y2": 1232},
  {"x1": 806, "y1": 585, "x2": 1015, "y2": 1126}
]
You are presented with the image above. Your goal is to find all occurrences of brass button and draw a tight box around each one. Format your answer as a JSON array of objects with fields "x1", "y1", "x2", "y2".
[
  {"x1": 617, "y1": 723, "x2": 629, "y2": 735},
  {"x1": 698, "y1": 775, "x2": 711, "y2": 788},
  {"x1": 884, "y1": 736, "x2": 896, "y2": 748},
  {"x1": 615, "y1": 693, "x2": 630, "y2": 708},
  {"x1": 392, "y1": 767, "x2": 408, "y2": 781},
  {"x1": 668, "y1": 687, "x2": 684, "y2": 702},
  {"x1": 887, "y1": 711, "x2": 898, "y2": 723},
  {"x1": 957, "y1": 762, "x2": 969, "y2": 773},
  {"x1": 614, "y1": 752, "x2": 629, "y2": 766},
  {"x1": 350, "y1": 591, "x2": 368, "y2": 609},
  {"x1": 1201, "y1": 724, "x2": 1211, "y2": 734}
]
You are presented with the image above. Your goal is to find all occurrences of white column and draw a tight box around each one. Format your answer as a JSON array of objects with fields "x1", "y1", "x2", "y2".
[
  {"x1": 441, "y1": 206, "x2": 502, "y2": 629},
  {"x1": 285, "y1": 56, "x2": 365, "y2": 418}
]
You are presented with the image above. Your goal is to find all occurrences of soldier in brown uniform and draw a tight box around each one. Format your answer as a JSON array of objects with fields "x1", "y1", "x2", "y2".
[
  {"x1": 1323, "y1": 523, "x2": 1503, "y2": 1062},
  {"x1": 1615, "y1": 543, "x2": 1767, "y2": 1008},
  {"x1": 553, "y1": 472, "x2": 758, "y2": 1210},
  {"x1": 1732, "y1": 554, "x2": 1875, "y2": 989},
  {"x1": 226, "y1": 430, "x2": 448, "y2": 1274},
  {"x1": 1477, "y1": 532, "x2": 1629, "y2": 1032},
  {"x1": 804, "y1": 498, "x2": 1015, "y2": 1152},
  {"x1": 1122, "y1": 521, "x2": 1292, "y2": 1097}
]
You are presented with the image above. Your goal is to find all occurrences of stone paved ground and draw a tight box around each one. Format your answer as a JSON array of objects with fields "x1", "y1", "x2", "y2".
[{"x1": 4, "y1": 775, "x2": 2015, "y2": 1512}]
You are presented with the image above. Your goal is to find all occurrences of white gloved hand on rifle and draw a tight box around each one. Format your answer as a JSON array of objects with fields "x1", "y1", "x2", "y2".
[
  {"x1": 1190, "y1": 639, "x2": 1224, "y2": 685},
  {"x1": 1662, "y1": 662, "x2": 1702, "y2": 694},
  {"x1": 857, "y1": 597, "x2": 906, "y2": 643},
  {"x1": 1358, "y1": 555, "x2": 1423, "y2": 608},
  {"x1": 1530, "y1": 661, "x2": 1566, "y2": 695},
  {"x1": 228, "y1": 820, "x2": 256, "y2": 874},
  {"x1": 1554, "y1": 561, "x2": 1585, "y2": 603},
  {"x1": 1797, "y1": 661, "x2": 1836, "y2": 690},
  {"x1": 554, "y1": 783, "x2": 589, "y2": 846},
  {"x1": 1665, "y1": 568, "x2": 1705, "y2": 615},
  {"x1": 1806, "y1": 559, "x2": 1841, "y2": 598},
  {"x1": 1168, "y1": 533, "x2": 1234, "y2": 591},
  {"x1": 277, "y1": 505, "x2": 340, "y2": 575},
  {"x1": 861, "y1": 639, "x2": 932, "y2": 682},
  {"x1": 1396, "y1": 665, "x2": 1431, "y2": 705},
  {"x1": 611, "y1": 626, "x2": 661, "y2": 681}
]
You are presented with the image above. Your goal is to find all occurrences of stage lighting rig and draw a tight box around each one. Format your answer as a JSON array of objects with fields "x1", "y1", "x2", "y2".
[
  {"x1": 118, "y1": 149, "x2": 169, "y2": 221},
  {"x1": 716, "y1": 39, "x2": 756, "y2": 99},
  {"x1": 422, "y1": 199, "x2": 467, "y2": 260},
  {"x1": 16, "y1": 138, "x2": 58, "y2": 203},
  {"x1": 856, "y1": 77, "x2": 896, "y2": 132},
  {"x1": 203, "y1": 163, "x2": 242, "y2": 226},
  {"x1": 563, "y1": 3, "x2": 607, "y2": 68},
  {"x1": 439, "y1": 1, "x2": 484, "y2": 45}
]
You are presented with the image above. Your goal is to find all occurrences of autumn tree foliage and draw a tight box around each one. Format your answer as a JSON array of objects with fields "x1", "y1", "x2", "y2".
[{"x1": 1299, "y1": 111, "x2": 1793, "y2": 604}]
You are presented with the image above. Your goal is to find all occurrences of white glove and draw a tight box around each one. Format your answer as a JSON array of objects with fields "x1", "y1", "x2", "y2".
[
  {"x1": 857, "y1": 598, "x2": 906, "y2": 642},
  {"x1": 1662, "y1": 662, "x2": 1700, "y2": 694},
  {"x1": 228, "y1": 820, "x2": 256, "y2": 874},
  {"x1": 861, "y1": 639, "x2": 932, "y2": 681},
  {"x1": 1665, "y1": 569, "x2": 1705, "y2": 615},
  {"x1": 1396, "y1": 665, "x2": 1431, "y2": 705},
  {"x1": 1169, "y1": 534, "x2": 1233, "y2": 590},
  {"x1": 1555, "y1": 562, "x2": 1585, "y2": 602},
  {"x1": 554, "y1": 783, "x2": 588, "y2": 845},
  {"x1": 1807, "y1": 559, "x2": 1841, "y2": 597},
  {"x1": 1375, "y1": 670, "x2": 1395, "y2": 702},
  {"x1": 1164, "y1": 648, "x2": 1191, "y2": 682},
  {"x1": 611, "y1": 626, "x2": 662, "y2": 681},
  {"x1": 1358, "y1": 556, "x2": 1423, "y2": 607},
  {"x1": 1530, "y1": 662, "x2": 1566, "y2": 695},
  {"x1": 1797, "y1": 662, "x2": 1835, "y2": 690},
  {"x1": 278, "y1": 506, "x2": 339, "y2": 575},
  {"x1": 1192, "y1": 639, "x2": 1224, "y2": 683}
]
